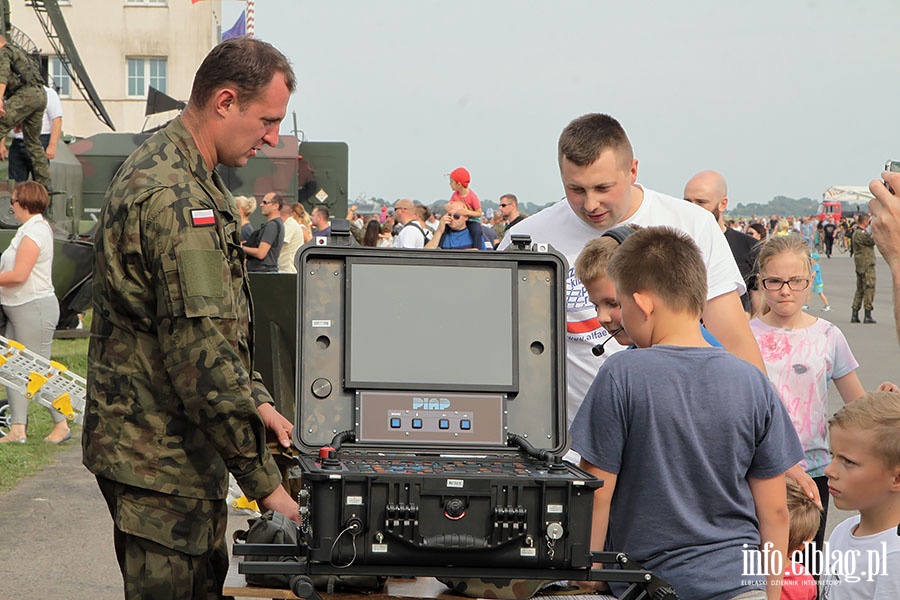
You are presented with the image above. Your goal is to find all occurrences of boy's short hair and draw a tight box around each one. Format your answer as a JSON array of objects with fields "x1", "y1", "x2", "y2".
[
  {"x1": 828, "y1": 391, "x2": 900, "y2": 468},
  {"x1": 558, "y1": 113, "x2": 634, "y2": 170},
  {"x1": 607, "y1": 226, "x2": 707, "y2": 317},
  {"x1": 574, "y1": 236, "x2": 622, "y2": 285},
  {"x1": 785, "y1": 479, "x2": 821, "y2": 553},
  {"x1": 574, "y1": 225, "x2": 641, "y2": 285}
]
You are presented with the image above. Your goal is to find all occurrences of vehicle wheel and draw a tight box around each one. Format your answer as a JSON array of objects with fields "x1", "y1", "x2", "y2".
[{"x1": 0, "y1": 399, "x2": 10, "y2": 437}]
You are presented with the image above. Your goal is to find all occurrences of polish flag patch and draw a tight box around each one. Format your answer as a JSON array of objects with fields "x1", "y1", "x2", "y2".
[{"x1": 191, "y1": 209, "x2": 215, "y2": 227}]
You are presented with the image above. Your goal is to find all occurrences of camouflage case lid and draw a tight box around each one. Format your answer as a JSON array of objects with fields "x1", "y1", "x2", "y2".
[{"x1": 292, "y1": 244, "x2": 570, "y2": 457}]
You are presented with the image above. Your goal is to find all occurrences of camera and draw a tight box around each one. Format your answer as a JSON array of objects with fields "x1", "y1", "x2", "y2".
[{"x1": 884, "y1": 160, "x2": 900, "y2": 193}]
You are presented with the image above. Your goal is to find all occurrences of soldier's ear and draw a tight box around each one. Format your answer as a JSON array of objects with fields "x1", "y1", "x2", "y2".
[{"x1": 213, "y1": 87, "x2": 239, "y2": 117}]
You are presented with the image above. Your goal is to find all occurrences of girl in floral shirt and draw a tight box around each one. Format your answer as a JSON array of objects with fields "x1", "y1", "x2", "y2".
[{"x1": 750, "y1": 235, "x2": 865, "y2": 552}]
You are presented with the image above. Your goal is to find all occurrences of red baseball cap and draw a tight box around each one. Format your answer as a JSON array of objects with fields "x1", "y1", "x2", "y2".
[{"x1": 449, "y1": 167, "x2": 471, "y2": 187}]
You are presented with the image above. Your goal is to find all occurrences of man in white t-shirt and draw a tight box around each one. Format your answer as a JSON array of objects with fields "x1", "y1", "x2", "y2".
[
  {"x1": 393, "y1": 198, "x2": 427, "y2": 249},
  {"x1": 2, "y1": 85, "x2": 62, "y2": 182},
  {"x1": 498, "y1": 113, "x2": 764, "y2": 429}
]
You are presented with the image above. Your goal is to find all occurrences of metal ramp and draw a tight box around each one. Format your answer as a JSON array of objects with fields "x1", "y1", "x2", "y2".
[{"x1": 0, "y1": 335, "x2": 86, "y2": 423}]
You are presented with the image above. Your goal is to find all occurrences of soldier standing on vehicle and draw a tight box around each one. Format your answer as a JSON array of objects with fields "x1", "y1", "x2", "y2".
[
  {"x1": 0, "y1": 34, "x2": 50, "y2": 189},
  {"x1": 850, "y1": 213, "x2": 877, "y2": 324},
  {"x1": 84, "y1": 37, "x2": 299, "y2": 599},
  {"x1": 0, "y1": 85, "x2": 62, "y2": 183}
]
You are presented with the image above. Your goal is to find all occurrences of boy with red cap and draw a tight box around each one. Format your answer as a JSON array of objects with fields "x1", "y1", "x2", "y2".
[{"x1": 448, "y1": 166, "x2": 482, "y2": 222}]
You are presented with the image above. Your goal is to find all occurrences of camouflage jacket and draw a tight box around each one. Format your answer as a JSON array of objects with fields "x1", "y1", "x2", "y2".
[
  {"x1": 851, "y1": 227, "x2": 875, "y2": 270},
  {"x1": 84, "y1": 117, "x2": 283, "y2": 501},
  {"x1": 0, "y1": 42, "x2": 43, "y2": 97}
]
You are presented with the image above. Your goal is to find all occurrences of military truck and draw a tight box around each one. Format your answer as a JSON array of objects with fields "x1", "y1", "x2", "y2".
[{"x1": 70, "y1": 133, "x2": 349, "y2": 234}]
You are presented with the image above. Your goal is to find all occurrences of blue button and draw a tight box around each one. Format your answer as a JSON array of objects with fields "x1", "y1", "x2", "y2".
[
  {"x1": 439, "y1": 419, "x2": 450, "y2": 430},
  {"x1": 460, "y1": 419, "x2": 471, "y2": 430},
  {"x1": 390, "y1": 418, "x2": 401, "y2": 429},
  {"x1": 412, "y1": 418, "x2": 423, "y2": 429}
]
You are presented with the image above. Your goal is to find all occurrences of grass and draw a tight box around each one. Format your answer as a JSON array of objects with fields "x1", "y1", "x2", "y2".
[{"x1": 0, "y1": 312, "x2": 90, "y2": 494}]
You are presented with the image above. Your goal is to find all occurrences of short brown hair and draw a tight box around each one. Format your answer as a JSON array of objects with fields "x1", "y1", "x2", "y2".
[
  {"x1": 574, "y1": 225, "x2": 641, "y2": 285},
  {"x1": 313, "y1": 205, "x2": 330, "y2": 220},
  {"x1": 607, "y1": 226, "x2": 707, "y2": 317},
  {"x1": 189, "y1": 37, "x2": 295, "y2": 110},
  {"x1": 785, "y1": 479, "x2": 821, "y2": 553},
  {"x1": 558, "y1": 113, "x2": 634, "y2": 169},
  {"x1": 13, "y1": 181, "x2": 50, "y2": 214},
  {"x1": 829, "y1": 391, "x2": 900, "y2": 468},
  {"x1": 265, "y1": 192, "x2": 284, "y2": 209}
]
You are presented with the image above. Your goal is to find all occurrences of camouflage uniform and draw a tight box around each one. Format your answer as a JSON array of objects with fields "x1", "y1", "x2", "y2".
[
  {"x1": 851, "y1": 227, "x2": 876, "y2": 312},
  {"x1": 0, "y1": 42, "x2": 50, "y2": 188},
  {"x1": 85, "y1": 117, "x2": 283, "y2": 599}
]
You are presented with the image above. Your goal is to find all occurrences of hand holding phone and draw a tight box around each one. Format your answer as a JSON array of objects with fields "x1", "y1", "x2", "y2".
[
  {"x1": 884, "y1": 160, "x2": 900, "y2": 193},
  {"x1": 870, "y1": 162, "x2": 900, "y2": 267}
]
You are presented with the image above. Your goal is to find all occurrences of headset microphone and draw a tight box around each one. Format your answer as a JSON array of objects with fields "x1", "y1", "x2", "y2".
[{"x1": 592, "y1": 327, "x2": 624, "y2": 357}]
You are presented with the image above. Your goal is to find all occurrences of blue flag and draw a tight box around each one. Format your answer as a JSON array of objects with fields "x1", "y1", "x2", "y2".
[{"x1": 222, "y1": 11, "x2": 246, "y2": 41}]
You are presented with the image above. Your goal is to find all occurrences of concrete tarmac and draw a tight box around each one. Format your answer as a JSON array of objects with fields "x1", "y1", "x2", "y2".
[{"x1": 0, "y1": 251, "x2": 896, "y2": 600}]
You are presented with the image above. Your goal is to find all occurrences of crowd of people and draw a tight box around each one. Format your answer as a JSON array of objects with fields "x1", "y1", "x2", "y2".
[{"x1": 232, "y1": 181, "x2": 530, "y2": 269}]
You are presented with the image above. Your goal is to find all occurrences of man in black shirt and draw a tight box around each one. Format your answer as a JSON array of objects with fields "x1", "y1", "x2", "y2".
[
  {"x1": 243, "y1": 192, "x2": 285, "y2": 272},
  {"x1": 684, "y1": 171, "x2": 759, "y2": 316},
  {"x1": 822, "y1": 218, "x2": 837, "y2": 258}
]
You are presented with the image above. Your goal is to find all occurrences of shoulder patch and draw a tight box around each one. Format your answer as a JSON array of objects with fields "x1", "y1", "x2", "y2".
[{"x1": 191, "y1": 209, "x2": 216, "y2": 227}]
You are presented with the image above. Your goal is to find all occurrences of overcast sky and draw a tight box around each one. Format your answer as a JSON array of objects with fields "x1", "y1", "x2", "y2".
[{"x1": 222, "y1": 0, "x2": 899, "y2": 208}]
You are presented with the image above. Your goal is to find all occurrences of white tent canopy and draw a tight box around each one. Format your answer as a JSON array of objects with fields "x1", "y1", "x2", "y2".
[{"x1": 823, "y1": 186, "x2": 874, "y2": 201}]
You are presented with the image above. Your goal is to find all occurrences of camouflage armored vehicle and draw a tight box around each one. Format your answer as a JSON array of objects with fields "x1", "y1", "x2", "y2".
[{"x1": 70, "y1": 133, "x2": 349, "y2": 233}]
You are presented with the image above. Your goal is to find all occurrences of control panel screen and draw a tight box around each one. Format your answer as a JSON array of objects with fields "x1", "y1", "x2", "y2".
[{"x1": 347, "y1": 260, "x2": 516, "y2": 391}]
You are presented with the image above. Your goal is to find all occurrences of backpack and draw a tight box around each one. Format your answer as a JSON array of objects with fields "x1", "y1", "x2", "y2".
[{"x1": 402, "y1": 220, "x2": 432, "y2": 244}]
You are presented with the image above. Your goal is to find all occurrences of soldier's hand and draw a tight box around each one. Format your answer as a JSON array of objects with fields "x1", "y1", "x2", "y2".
[
  {"x1": 0, "y1": 99, "x2": 5, "y2": 118},
  {"x1": 258, "y1": 402, "x2": 293, "y2": 449},
  {"x1": 0, "y1": 144, "x2": 6, "y2": 161},
  {"x1": 258, "y1": 485, "x2": 300, "y2": 524}
]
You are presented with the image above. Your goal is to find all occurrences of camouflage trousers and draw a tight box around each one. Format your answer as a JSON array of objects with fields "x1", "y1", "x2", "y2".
[
  {"x1": 96, "y1": 476, "x2": 234, "y2": 600},
  {"x1": 0, "y1": 85, "x2": 50, "y2": 189},
  {"x1": 851, "y1": 268, "x2": 876, "y2": 311}
]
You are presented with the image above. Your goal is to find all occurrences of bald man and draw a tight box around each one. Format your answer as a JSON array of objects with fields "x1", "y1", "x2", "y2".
[
  {"x1": 684, "y1": 170, "x2": 759, "y2": 316},
  {"x1": 393, "y1": 198, "x2": 428, "y2": 248}
]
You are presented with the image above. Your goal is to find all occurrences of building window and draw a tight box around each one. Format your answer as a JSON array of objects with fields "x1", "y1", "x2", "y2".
[
  {"x1": 127, "y1": 57, "x2": 167, "y2": 97},
  {"x1": 48, "y1": 56, "x2": 71, "y2": 98}
]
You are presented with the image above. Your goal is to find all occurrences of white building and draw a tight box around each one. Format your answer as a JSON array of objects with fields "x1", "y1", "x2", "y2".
[{"x1": 11, "y1": 0, "x2": 223, "y2": 137}]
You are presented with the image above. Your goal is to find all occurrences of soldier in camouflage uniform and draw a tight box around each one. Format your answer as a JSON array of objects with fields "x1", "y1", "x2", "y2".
[
  {"x1": 850, "y1": 213, "x2": 877, "y2": 324},
  {"x1": 84, "y1": 37, "x2": 298, "y2": 599},
  {"x1": 0, "y1": 34, "x2": 50, "y2": 189}
]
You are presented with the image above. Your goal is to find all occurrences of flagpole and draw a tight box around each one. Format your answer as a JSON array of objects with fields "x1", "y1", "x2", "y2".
[{"x1": 246, "y1": 0, "x2": 255, "y2": 37}]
